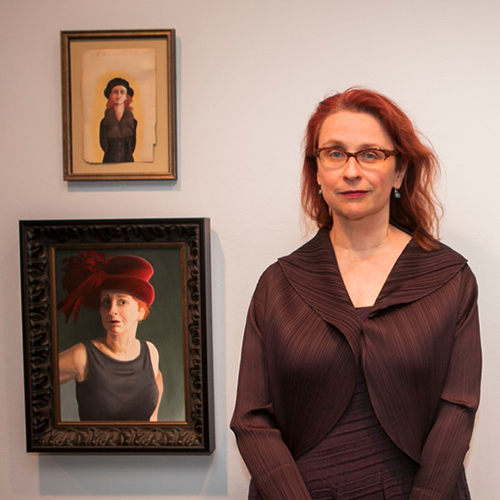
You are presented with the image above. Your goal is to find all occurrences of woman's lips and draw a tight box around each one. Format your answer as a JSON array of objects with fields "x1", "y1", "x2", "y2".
[{"x1": 339, "y1": 190, "x2": 368, "y2": 198}]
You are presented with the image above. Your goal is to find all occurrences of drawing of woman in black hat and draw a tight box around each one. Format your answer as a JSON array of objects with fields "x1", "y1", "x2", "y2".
[
  {"x1": 99, "y1": 77, "x2": 137, "y2": 163},
  {"x1": 57, "y1": 251, "x2": 163, "y2": 422}
]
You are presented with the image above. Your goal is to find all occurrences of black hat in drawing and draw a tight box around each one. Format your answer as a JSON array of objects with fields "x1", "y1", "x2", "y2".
[{"x1": 104, "y1": 77, "x2": 134, "y2": 98}]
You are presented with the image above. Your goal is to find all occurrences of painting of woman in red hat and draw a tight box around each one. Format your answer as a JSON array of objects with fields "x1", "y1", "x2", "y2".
[{"x1": 57, "y1": 251, "x2": 163, "y2": 421}]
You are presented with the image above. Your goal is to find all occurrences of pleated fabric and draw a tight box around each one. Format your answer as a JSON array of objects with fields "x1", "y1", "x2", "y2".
[{"x1": 295, "y1": 369, "x2": 417, "y2": 500}]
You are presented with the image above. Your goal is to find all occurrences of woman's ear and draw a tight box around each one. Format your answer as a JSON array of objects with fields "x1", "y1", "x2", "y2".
[
  {"x1": 394, "y1": 160, "x2": 407, "y2": 189},
  {"x1": 138, "y1": 305, "x2": 147, "y2": 322}
]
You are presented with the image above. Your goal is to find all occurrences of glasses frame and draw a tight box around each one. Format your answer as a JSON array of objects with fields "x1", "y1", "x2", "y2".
[{"x1": 315, "y1": 147, "x2": 399, "y2": 167}]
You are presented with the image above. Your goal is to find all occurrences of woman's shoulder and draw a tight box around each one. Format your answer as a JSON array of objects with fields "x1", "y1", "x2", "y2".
[
  {"x1": 252, "y1": 230, "x2": 329, "y2": 287},
  {"x1": 145, "y1": 340, "x2": 159, "y2": 354},
  {"x1": 408, "y1": 238, "x2": 469, "y2": 270},
  {"x1": 70, "y1": 343, "x2": 88, "y2": 364},
  {"x1": 59, "y1": 342, "x2": 88, "y2": 382},
  {"x1": 62, "y1": 342, "x2": 87, "y2": 356}
]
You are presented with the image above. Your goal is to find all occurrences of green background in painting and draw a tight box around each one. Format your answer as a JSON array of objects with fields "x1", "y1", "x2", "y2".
[{"x1": 55, "y1": 246, "x2": 186, "y2": 422}]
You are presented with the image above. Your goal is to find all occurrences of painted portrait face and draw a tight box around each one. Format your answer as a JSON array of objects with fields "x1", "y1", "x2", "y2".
[
  {"x1": 316, "y1": 111, "x2": 405, "y2": 224},
  {"x1": 109, "y1": 85, "x2": 128, "y2": 105},
  {"x1": 99, "y1": 290, "x2": 146, "y2": 335}
]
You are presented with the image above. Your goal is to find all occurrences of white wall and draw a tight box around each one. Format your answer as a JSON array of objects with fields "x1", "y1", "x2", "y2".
[{"x1": 1, "y1": 0, "x2": 499, "y2": 498}]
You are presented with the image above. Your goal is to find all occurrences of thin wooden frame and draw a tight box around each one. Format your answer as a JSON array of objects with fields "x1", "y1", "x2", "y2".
[
  {"x1": 61, "y1": 30, "x2": 177, "y2": 180},
  {"x1": 20, "y1": 219, "x2": 214, "y2": 453}
]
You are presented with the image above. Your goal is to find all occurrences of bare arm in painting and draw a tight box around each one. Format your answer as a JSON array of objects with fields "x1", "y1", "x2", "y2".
[
  {"x1": 59, "y1": 343, "x2": 88, "y2": 384},
  {"x1": 147, "y1": 341, "x2": 163, "y2": 421}
]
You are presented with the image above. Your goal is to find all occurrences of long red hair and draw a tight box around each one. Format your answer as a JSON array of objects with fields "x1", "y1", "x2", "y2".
[{"x1": 301, "y1": 87, "x2": 442, "y2": 250}]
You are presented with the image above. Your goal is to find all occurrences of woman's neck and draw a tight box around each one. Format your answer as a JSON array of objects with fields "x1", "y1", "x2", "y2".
[
  {"x1": 329, "y1": 214, "x2": 412, "y2": 308},
  {"x1": 103, "y1": 332, "x2": 138, "y2": 356},
  {"x1": 330, "y1": 213, "x2": 396, "y2": 255},
  {"x1": 114, "y1": 103, "x2": 125, "y2": 121}
]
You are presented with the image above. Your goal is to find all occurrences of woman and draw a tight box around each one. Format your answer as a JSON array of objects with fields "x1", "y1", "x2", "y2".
[
  {"x1": 231, "y1": 88, "x2": 481, "y2": 499},
  {"x1": 58, "y1": 251, "x2": 163, "y2": 422},
  {"x1": 99, "y1": 77, "x2": 137, "y2": 163}
]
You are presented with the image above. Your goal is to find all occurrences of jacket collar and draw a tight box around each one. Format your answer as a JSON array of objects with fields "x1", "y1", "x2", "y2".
[{"x1": 278, "y1": 228, "x2": 467, "y2": 346}]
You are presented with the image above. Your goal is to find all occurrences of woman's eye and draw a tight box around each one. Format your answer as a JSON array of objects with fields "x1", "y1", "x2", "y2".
[
  {"x1": 359, "y1": 150, "x2": 383, "y2": 162},
  {"x1": 327, "y1": 149, "x2": 345, "y2": 159}
]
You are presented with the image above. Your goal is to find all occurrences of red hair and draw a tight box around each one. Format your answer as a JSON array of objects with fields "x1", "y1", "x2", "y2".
[
  {"x1": 301, "y1": 87, "x2": 442, "y2": 250},
  {"x1": 135, "y1": 298, "x2": 151, "y2": 320}
]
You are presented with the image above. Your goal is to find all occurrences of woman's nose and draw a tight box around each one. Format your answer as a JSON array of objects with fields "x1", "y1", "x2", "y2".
[{"x1": 343, "y1": 156, "x2": 362, "y2": 179}]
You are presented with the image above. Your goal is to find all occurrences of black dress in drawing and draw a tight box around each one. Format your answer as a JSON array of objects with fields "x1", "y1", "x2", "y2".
[{"x1": 99, "y1": 108, "x2": 137, "y2": 163}]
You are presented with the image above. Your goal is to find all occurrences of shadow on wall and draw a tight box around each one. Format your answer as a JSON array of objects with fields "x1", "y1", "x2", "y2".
[{"x1": 39, "y1": 453, "x2": 226, "y2": 496}]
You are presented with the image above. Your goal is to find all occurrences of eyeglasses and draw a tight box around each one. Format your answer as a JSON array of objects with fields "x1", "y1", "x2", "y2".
[{"x1": 315, "y1": 147, "x2": 399, "y2": 168}]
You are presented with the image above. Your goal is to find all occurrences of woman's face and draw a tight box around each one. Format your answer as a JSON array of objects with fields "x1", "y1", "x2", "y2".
[
  {"x1": 109, "y1": 85, "x2": 128, "y2": 105},
  {"x1": 99, "y1": 291, "x2": 146, "y2": 336},
  {"x1": 316, "y1": 111, "x2": 405, "y2": 225}
]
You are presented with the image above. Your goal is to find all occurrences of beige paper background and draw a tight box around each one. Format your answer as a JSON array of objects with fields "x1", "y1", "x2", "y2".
[{"x1": 82, "y1": 48, "x2": 156, "y2": 163}]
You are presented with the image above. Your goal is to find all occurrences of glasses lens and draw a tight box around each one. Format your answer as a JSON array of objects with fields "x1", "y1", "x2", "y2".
[
  {"x1": 357, "y1": 149, "x2": 385, "y2": 164},
  {"x1": 321, "y1": 148, "x2": 347, "y2": 164}
]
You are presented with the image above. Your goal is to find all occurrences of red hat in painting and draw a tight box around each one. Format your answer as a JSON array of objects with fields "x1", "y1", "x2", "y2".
[{"x1": 57, "y1": 251, "x2": 154, "y2": 322}]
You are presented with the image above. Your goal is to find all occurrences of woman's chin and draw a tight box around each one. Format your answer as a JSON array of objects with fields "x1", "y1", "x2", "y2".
[{"x1": 106, "y1": 327, "x2": 124, "y2": 335}]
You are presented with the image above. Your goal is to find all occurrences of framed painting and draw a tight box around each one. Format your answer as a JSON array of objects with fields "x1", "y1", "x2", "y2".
[
  {"x1": 19, "y1": 218, "x2": 214, "y2": 453},
  {"x1": 61, "y1": 30, "x2": 177, "y2": 181}
]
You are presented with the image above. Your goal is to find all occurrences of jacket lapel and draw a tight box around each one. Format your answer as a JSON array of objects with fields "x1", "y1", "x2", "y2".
[
  {"x1": 372, "y1": 238, "x2": 467, "y2": 314},
  {"x1": 278, "y1": 228, "x2": 362, "y2": 357},
  {"x1": 278, "y1": 228, "x2": 468, "y2": 344}
]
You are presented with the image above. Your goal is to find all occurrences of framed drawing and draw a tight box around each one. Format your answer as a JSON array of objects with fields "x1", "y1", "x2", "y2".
[
  {"x1": 20, "y1": 218, "x2": 214, "y2": 453},
  {"x1": 61, "y1": 30, "x2": 177, "y2": 181}
]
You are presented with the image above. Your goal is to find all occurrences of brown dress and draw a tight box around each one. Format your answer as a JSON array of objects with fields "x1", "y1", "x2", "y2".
[
  {"x1": 231, "y1": 228, "x2": 481, "y2": 500},
  {"x1": 291, "y1": 308, "x2": 469, "y2": 500}
]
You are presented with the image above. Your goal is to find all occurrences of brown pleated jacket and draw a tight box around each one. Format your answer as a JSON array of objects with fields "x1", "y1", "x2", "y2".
[{"x1": 231, "y1": 228, "x2": 481, "y2": 500}]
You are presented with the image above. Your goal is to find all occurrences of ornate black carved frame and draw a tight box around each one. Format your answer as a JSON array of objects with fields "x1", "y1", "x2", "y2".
[{"x1": 19, "y1": 218, "x2": 214, "y2": 453}]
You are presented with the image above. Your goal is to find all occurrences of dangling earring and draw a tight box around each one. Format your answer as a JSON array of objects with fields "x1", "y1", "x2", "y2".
[
  {"x1": 318, "y1": 186, "x2": 322, "y2": 195},
  {"x1": 393, "y1": 188, "x2": 401, "y2": 199}
]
